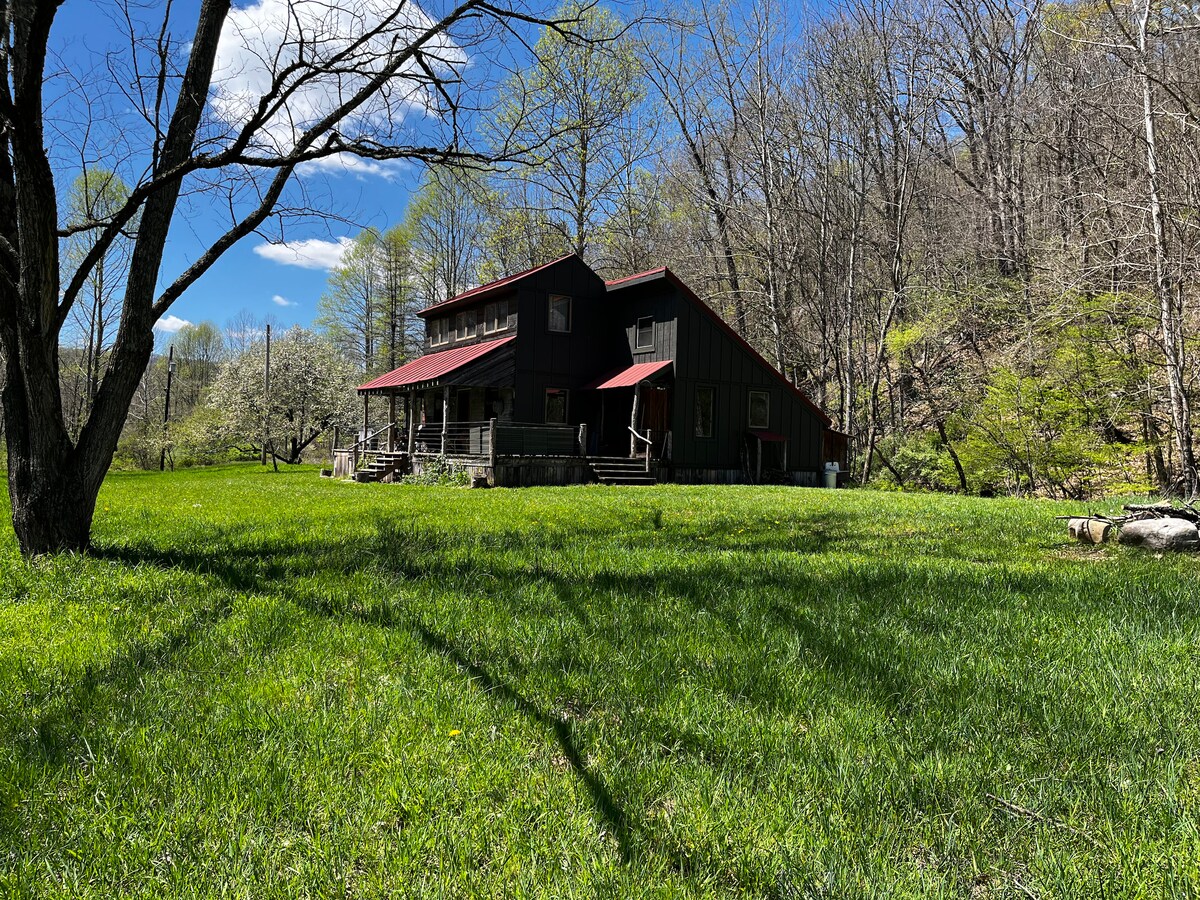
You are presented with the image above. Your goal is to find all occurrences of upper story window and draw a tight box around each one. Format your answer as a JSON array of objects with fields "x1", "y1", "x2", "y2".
[
  {"x1": 635, "y1": 316, "x2": 654, "y2": 350},
  {"x1": 484, "y1": 299, "x2": 516, "y2": 334},
  {"x1": 748, "y1": 390, "x2": 770, "y2": 430},
  {"x1": 429, "y1": 317, "x2": 449, "y2": 346},
  {"x1": 455, "y1": 309, "x2": 476, "y2": 341},
  {"x1": 548, "y1": 294, "x2": 572, "y2": 333}
]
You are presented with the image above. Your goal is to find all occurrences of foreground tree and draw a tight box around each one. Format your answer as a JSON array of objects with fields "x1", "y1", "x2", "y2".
[
  {"x1": 0, "y1": 0, "x2": 591, "y2": 554},
  {"x1": 206, "y1": 327, "x2": 357, "y2": 464}
]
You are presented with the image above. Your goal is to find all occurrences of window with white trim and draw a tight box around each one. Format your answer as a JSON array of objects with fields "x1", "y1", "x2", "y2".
[
  {"x1": 455, "y1": 309, "x2": 476, "y2": 341},
  {"x1": 483, "y1": 300, "x2": 510, "y2": 334},
  {"x1": 429, "y1": 317, "x2": 449, "y2": 346}
]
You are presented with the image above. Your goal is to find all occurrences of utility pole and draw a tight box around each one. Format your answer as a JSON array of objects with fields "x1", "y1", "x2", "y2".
[
  {"x1": 261, "y1": 323, "x2": 271, "y2": 465},
  {"x1": 159, "y1": 344, "x2": 175, "y2": 471}
]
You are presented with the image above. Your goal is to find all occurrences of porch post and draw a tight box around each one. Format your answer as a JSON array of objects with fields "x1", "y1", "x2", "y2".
[
  {"x1": 441, "y1": 384, "x2": 450, "y2": 454},
  {"x1": 756, "y1": 438, "x2": 763, "y2": 483},
  {"x1": 629, "y1": 382, "x2": 641, "y2": 458},
  {"x1": 407, "y1": 391, "x2": 416, "y2": 453},
  {"x1": 388, "y1": 394, "x2": 397, "y2": 451},
  {"x1": 362, "y1": 393, "x2": 369, "y2": 440}
]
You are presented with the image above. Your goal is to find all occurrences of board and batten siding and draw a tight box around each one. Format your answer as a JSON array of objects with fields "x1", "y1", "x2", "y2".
[
  {"x1": 511, "y1": 256, "x2": 614, "y2": 423},
  {"x1": 611, "y1": 276, "x2": 826, "y2": 475}
]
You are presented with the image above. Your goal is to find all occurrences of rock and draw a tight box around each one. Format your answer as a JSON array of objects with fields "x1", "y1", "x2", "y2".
[
  {"x1": 1068, "y1": 517, "x2": 1111, "y2": 544},
  {"x1": 1117, "y1": 518, "x2": 1200, "y2": 551}
]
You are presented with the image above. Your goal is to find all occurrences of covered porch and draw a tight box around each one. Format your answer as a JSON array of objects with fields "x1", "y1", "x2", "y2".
[{"x1": 333, "y1": 337, "x2": 593, "y2": 483}]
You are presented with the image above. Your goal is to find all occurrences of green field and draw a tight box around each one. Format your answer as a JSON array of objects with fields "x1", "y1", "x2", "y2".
[{"x1": 1, "y1": 466, "x2": 1198, "y2": 897}]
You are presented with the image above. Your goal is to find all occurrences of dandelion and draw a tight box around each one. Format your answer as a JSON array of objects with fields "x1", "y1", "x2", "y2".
[{"x1": 448, "y1": 729, "x2": 462, "y2": 737}]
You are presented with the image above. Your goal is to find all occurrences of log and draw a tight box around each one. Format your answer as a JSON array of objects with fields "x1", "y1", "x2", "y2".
[
  {"x1": 1067, "y1": 517, "x2": 1112, "y2": 544},
  {"x1": 1122, "y1": 502, "x2": 1200, "y2": 524},
  {"x1": 1117, "y1": 518, "x2": 1200, "y2": 551}
]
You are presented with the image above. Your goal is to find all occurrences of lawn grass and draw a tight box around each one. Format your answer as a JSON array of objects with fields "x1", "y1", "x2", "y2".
[{"x1": 1, "y1": 464, "x2": 1198, "y2": 897}]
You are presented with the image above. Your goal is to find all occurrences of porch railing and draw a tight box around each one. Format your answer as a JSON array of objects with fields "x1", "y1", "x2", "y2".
[{"x1": 411, "y1": 420, "x2": 585, "y2": 459}]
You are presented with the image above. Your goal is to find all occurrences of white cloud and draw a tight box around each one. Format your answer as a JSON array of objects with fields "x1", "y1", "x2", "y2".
[
  {"x1": 154, "y1": 314, "x2": 193, "y2": 334},
  {"x1": 298, "y1": 153, "x2": 408, "y2": 182},
  {"x1": 211, "y1": 0, "x2": 463, "y2": 176},
  {"x1": 271, "y1": 294, "x2": 295, "y2": 307},
  {"x1": 253, "y1": 237, "x2": 352, "y2": 271}
]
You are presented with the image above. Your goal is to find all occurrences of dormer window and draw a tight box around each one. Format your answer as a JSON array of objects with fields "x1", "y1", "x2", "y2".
[
  {"x1": 484, "y1": 299, "x2": 516, "y2": 334},
  {"x1": 429, "y1": 317, "x2": 449, "y2": 346},
  {"x1": 455, "y1": 309, "x2": 476, "y2": 341}
]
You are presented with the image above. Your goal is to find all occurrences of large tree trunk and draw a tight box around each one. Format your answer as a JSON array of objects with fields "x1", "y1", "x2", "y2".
[{"x1": 3, "y1": 342, "x2": 97, "y2": 553}]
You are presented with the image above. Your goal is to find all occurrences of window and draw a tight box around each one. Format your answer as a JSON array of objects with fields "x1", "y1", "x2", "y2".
[
  {"x1": 748, "y1": 390, "x2": 770, "y2": 430},
  {"x1": 636, "y1": 316, "x2": 654, "y2": 350},
  {"x1": 544, "y1": 388, "x2": 569, "y2": 424},
  {"x1": 548, "y1": 294, "x2": 572, "y2": 333},
  {"x1": 484, "y1": 300, "x2": 509, "y2": 334},
  {"x1": 694, "y1": 386, "x2": 715, "y2": 438},
  {"x1": 429, "y1": 317, "x2": 449, "y2": 346},
  {"x1": 455, "y1": 309, "x2": 476, "y2": 341}
]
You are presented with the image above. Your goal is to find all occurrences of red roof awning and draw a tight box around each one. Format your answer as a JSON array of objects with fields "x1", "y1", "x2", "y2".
[
  {"x1": 357, "y1": 336, "x2": 515, "y2": 393},
  {"x1": 749, "y1": 430, "x2": 788, "y2": 442},
  {"x1": 585, "y1": 359, "x2": 673, "y2": 390}
]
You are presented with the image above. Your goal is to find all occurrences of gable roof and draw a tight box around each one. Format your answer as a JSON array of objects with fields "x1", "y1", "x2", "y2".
[
  {"x1": 606, "y1": 268, "x2": 834, "y2": 428},
  {"x1": 357, "y1": 336, "x2": 515, "y2": 393},
  {"x1": 417, "y1": 253, "x2": 580, "y2": 317}
]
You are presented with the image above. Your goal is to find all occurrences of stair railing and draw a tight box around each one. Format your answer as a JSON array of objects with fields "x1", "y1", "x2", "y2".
[
  {"x1": 346, "y1": 421, "x2": 395, "y2": 471},
  {"x1": 627, "y1": 426, "x2": 654, "y2": 473}
]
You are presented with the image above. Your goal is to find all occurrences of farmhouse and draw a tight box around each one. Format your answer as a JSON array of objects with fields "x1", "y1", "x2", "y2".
[{"x1": 338, "y1": 254, "x2": 847, "y2": 486}]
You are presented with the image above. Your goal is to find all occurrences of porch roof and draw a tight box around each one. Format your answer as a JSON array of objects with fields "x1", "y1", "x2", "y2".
[
  {"x1": 357, "y1": 336, "x2": 515, "y2": 394},
  {"x1": 585, "y1": 359, "x2": 673, "y2": 390}
]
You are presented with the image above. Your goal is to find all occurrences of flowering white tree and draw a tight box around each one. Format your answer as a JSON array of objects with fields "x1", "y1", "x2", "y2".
[{"x1": 207, "y1": 327, "x2": 358, "y2": 465}]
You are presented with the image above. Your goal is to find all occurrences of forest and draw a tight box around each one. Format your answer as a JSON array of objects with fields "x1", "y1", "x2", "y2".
[{"x1": 54, "y1": 0, "x2": 1200, "y2": 499}]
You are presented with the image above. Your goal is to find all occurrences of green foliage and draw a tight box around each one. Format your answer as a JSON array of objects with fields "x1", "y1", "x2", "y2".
[
  {"x1": 399, "y1": 455, "x2": 472, "y2": 486},
  {"x1": 1, "y1": 467, "x2": 1199, "y2": 896},
  {"x1": 492, "y1": 0, "x2": 646, "y2": 258}
]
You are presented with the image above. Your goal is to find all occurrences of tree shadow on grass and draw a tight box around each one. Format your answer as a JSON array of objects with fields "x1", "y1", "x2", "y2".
[
  {"x1": 411, "y1": 622, "x2": 636, "y2": 863},
  {"x1": 60, "y1": 507, "x2": 1172, "y2": 892}
]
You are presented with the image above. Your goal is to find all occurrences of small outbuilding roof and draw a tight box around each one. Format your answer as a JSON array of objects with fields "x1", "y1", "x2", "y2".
[{"x1": 357, "y1": 336, "x2": 515, "y2": 393}]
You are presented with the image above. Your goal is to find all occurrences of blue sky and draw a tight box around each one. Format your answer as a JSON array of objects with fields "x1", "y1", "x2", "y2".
[{"x1": 52, "y1": 0, "x2": 456, "y2": 339}]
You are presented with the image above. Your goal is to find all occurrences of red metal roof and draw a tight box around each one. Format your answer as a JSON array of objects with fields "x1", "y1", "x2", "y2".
[
  {"x1": 604, "y1": 267, "x2": 668, "y2": 288},
  {"x1": 418, "y1": 254, "x2": 578, "y2": 316},
  {"x1": 357, "y1": 336, "x2": 515, "y2": 393},
  {"x1": 586, "y1": 359, "x2": 673, "y2": 390},
  {"x1": 749, "y1": 430, "x2": 788, "y2": 442}
]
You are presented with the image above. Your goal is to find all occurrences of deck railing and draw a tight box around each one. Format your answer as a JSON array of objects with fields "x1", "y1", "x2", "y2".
[{"x1": 411, "y1": 420, "x2": 585, "y2": 459}]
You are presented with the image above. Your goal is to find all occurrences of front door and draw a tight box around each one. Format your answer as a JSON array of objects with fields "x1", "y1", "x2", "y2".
[{"x1": 640, "y1": 385, "x2": 672, "y2": 458}]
